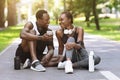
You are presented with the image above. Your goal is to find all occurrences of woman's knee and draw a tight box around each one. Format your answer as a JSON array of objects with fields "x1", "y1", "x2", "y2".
[{"x1": 67, "y1": 37, "x2": 75, "y2": 42}]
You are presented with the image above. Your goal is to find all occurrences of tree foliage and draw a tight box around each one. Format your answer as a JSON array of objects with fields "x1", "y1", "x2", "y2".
[
  {"x1": 110, "y1": 0, "x2": 120, "y2": 9},
  {"x1": 64, "y1": 0, "x2": 100, "y2": 30},
  {"x1": 32, "y1": 0, "x2": 54, "y2": 14}
]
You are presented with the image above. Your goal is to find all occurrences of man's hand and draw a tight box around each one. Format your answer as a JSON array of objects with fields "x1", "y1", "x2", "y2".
[
  {"x1": 41, "y1": 49, "x2": 54, "y2": 66},
  {"x1": 41, "y1": 33, "x2": 53, "y2": 41},
  {"x1": 41, "y1": 56, "x2": 49, "y2": 64}
]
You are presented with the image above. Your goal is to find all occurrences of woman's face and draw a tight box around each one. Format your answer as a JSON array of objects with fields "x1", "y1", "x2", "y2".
[{"x1": 59, "y1": 14, "x2": 70, "y2": 29}]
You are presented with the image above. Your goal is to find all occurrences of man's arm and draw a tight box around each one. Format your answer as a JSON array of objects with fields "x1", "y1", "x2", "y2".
[
  {"x1": 47, "y1": 46, "x2": 54, "y2": 55},
  {"x1": 20, "y1": 22, "x2": 43, "y2": 41}
]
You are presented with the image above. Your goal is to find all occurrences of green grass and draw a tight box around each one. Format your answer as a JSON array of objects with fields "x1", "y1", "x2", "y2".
[
  {"x1": 74, "y1": 18, "x2": 120, "y2": 42},
  {"x1": 0, "y1": 25, "x2": 23, "y2": 52},
  {"x1": 0, "y1": 18, "x2": 120, "y2": 52}
]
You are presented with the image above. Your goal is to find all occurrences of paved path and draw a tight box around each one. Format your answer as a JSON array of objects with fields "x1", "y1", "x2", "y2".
[{"x1": 0, "y1": 25, "x2": 120, "y2": 80}]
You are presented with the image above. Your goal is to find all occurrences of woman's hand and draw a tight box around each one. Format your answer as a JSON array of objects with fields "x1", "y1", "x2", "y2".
[{"x1": 65, "y1": 42, "x2": 76, "y2": 50}]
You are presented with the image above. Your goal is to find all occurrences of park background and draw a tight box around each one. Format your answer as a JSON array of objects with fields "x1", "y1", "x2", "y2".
[{"x1": 0, "y1": 0, "x2": 120, "y2": 52}]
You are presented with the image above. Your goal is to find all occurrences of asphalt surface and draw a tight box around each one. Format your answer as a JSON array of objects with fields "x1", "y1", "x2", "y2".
[{"x1": 0, "y1": 25, "x2": 120, "y2": 80}]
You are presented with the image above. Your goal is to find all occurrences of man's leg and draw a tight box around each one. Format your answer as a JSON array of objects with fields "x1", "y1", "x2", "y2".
[
  {"x1": 43, "y1": 56, "x2": 59, "y2": 67},
  {"x1": 20, "y1": 30, "x2": 37, "y2": 61},
  {"x1": 41, "y1": 49, "x2": 64, "y2": 67},
  {"x1": 42, "y1": 55, "x2": 64, "y2": 67},
  {"x1": 21, "y1": 30, "x2": 46, "y2": 71}
]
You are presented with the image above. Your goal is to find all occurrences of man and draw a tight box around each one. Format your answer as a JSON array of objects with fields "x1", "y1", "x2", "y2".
[{"x1": 15, "y1": 10, "x2": 59, "y2": 72}]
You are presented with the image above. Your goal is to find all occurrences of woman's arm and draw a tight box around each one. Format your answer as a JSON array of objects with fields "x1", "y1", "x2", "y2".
[
  {"x1": 76, "y1": 27, "x2": 85, "y2": 48},
  {"x1": 56, "y1": 30, "x2": 64, "y2": 55},
  {"x1": 66, "y1": 27, "x2": 85, "y2": 50}
]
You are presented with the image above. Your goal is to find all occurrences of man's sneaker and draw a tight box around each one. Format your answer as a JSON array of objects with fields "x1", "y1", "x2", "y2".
[
  {"x1": 65, "y1": 60, "x2": 73, "y2": 74},
  {"x1": 30, "y1": 60, "x2": 46, "y2": 72},
  {"x1": 22, "y1": 58, "x2": 31, "y2": 69},
  {"x1": 57, "y1": 61, "x2": 66, "y2": 69}
]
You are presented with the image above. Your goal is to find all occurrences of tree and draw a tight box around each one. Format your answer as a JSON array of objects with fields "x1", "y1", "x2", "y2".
[
  {"x1": 92, "y1": 0, "x2": 100, "y2": 30},
  {"x1": 110, "y1": 0, "x2": 120, "y2": 18},
  {"x1": 0, "y1": 0, "x2": 5, "y2": 28},
  {"x1": 32, "y1": 0, "x2": 54, "y2": 14},
  {"x1": 65, "y1": 0, "x2": 110, "y2": 30},
  {"x1": 7, "y1": 0, "x2": 17, "y2": 26}
]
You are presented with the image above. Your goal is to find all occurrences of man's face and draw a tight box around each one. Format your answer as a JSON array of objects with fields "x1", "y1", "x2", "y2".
[{"x1": 38, "y1": 13, "x2": 50, "y2": 29}]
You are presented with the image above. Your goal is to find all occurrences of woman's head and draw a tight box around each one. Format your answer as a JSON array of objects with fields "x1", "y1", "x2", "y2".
[
  {"x1": 61, "y1": 11, "x2": 73, "y2": 23},
  {"x1": 59, "y1": 11, "x2": 73, "y2": 29}
]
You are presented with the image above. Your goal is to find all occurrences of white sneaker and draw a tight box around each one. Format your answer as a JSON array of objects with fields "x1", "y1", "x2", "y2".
[
  {"x1": 30, "y1": 60, "x2": 46, "y2": 72},
  {"x1": 57, "y1": 61, "x2": 66, "y2": 69},
  {"x1": 22, "y1": 58, "x2": 31, "y2": 69},
  {"x1": 65, "y1": 61, "x2": 73, "y2": 74}
]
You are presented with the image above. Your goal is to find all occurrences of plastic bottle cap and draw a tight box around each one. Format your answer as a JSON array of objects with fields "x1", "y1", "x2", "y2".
[{"x1": 90, "y1": 51, "x2": 94, "y2": 55}]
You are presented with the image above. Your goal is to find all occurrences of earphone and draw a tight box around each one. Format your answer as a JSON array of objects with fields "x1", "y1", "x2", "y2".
[{"x1": 64, "y1": 28, "x2": 74, "y2": 35}]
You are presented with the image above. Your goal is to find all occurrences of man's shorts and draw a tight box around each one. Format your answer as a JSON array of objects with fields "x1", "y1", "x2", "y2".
[{"x1": 15, "y1": 44, "x2": 45, "y2": 63}]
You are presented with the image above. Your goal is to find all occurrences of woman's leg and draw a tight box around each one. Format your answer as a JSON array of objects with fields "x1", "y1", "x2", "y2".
[
  {"x1": 73, "y1": 55, "x2": 101, "y2": 69},
  {"x1": 64, "y1": 37, "x2": 75, "y2": 73},
  {"x1": 65, "y1": 37, "x2": 75, "y2": 59}
]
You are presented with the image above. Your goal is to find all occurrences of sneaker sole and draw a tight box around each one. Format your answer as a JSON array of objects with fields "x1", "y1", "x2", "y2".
[
  {"x1": 30, "y1": 66, "x2": 46, "y2": 72},
  {"x1": 65, "y1": 69, "x2": 73, "y2": 74},
  {"x1": 58, "y1": 68, "x2": 64, "y2": 70},
  {"x1": 65, "y1": 71, "x2": 73, "y2": 74},
  {"x1": 23, "y1": 59, "x2": 30, "y2": 69},
  {"x1": 57, "y1": 65, "x2": 65, "y2": 70}
]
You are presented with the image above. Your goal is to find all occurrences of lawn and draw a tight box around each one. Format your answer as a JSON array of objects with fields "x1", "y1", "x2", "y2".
[
  {"x1": 74, "y1": 18, "x2": 120, "y2": 41},
  {"x1": 0, "y1": 18, "x2": 120, "y2": 52},
  {"x1": 0, "y1": 25, "x2": 23, "y2": 52}
]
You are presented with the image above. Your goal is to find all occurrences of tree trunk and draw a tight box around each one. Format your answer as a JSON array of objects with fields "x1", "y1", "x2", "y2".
[
  {"x1": 7, "y1": 0, "x2": 17, "y2": 26},
  {"x1": 92, "y1": 0, "x2": 100, "y2": 30},
  {"x1": 0, "y1": 0, "x2": 5, "y2": 28},
  {"x1": 85, "y1": 12, "x2": 90, "y2": 27},
  {"x1": 63, "y1": 0, "x2": 66, "y2": 11}
]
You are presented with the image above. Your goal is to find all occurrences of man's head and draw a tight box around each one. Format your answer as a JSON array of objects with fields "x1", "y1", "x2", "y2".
[{"x1": 36, "y1": 10, "x2": 50, "y2": 29}]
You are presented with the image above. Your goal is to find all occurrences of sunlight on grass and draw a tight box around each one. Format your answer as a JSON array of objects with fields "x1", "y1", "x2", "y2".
[
  {"x1": 74, "y1": 18, "x2": 120, "y2": 42},
  {"x1": 0, "y1": 18, "x2": 120, "y2": 52},
  {"x1": 0, "y1": 25, "x2": 23, "y2": 52}
]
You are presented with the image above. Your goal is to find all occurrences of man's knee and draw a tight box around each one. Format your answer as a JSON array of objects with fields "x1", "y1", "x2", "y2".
[{"x1": 30, "y1": 30, "x2": 36, "y2": 35}]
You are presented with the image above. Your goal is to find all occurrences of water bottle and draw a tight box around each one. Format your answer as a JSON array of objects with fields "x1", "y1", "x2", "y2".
[
  {"x1": 89, "y1": 51, "x2": 94, "y2": 72},
  {"x1": 14, "y1": 56, "x2": 21, "y2": 70}
]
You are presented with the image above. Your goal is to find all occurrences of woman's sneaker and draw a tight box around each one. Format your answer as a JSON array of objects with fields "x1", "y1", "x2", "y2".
[
  {"x1": 57, "y1": 61, "x2": 66, "y2": 69},
  {"x1": 65, "y1": 60, "x2": 73, "y2": 74},
  {"x1": 30, "y1": 60, "x2": 46, "y2": 72}
]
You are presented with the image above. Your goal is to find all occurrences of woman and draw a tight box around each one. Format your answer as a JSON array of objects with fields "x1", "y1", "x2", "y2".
[{"x1": 56, "y1": 11, "x2": 101, "y2": 74}]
